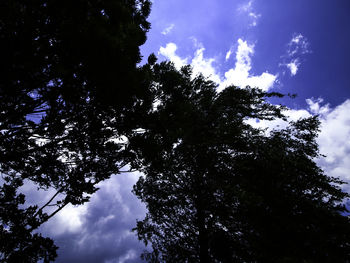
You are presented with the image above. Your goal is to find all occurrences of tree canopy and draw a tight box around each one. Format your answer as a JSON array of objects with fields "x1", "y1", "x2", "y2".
[
  {"x1": 0, "y1": 0, "x2": 151, "y2": 261},
  {"x1": 131, "y1": 62, "x2": 350, "y2": 262}
]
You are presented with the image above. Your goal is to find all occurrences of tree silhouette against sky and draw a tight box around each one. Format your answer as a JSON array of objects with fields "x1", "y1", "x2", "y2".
[
  {"x1": 0, "y1": 0, "x2": 151, "y2": 261},
  {"x1": 131, "y1": 61, "x2": 350, "y2": 262},
  {"x1": 1, "y1": 1, "x2": 350, "y2": 262}
]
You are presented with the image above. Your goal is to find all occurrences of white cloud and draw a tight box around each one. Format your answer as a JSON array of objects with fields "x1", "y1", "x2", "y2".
[
  {"x1": 52, "y1": 204, "x2": 88, "y2": 235},
  {"x1": 315, "y1": 100, "x2": 350, "y2": 191},
  {"x1": 238, "y1": 0, "x2": 261, "y2": 27},
  {"x1": 161, "y1": 24, "x2": 175, "y2": 35},
  {"x1": 289, "y1": 33, "x2": 311, "y2": 55},
  {"x1": 291, "y1": 34, "x2": 302, "y2": 44},
  {"x1": 159, "y1": 39, "x2": 277, "y2": 92},
  {"x1": 158, "y1": 43, "x2": 188, "y2": 69},
  {"x1": 235, "y1": 38, "x2": 254, "y2": 71},
  {"x1": 248, "y1": 12, "x2": 261, "y2": 27},
  {"x1": 225, "y1": 48, "x2": 233, "y2": 61},
  {"x1": 221, "y1": 39, "x2": 277, "y2": 91},
  {"x1": 288, "y1": 35, "x2": 311, "y2": 58},
  {"x1": 280, "y1": 33, "x2": 311, "y2": 76},
  {"x1": 286, "y1": 59, "x2": 300, "y2": 76},
  {"x1": 238, "y1": 0, "x2": 253, "y2": 12},
  {"x1": 306, "y1": 97, "x2": 330, "y2": 115},
  {"x1": 190, "y1": 36, "x2": 204, "y2": 49},
  {"x1": 191, "y1": 47, "x2": 222, "y2": 85},
  {"x1": 158, "y1": 41, "x2": 221, "y2": 84}
]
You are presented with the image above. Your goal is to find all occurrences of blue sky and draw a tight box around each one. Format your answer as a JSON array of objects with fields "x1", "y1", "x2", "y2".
[
  {"x1": 142, "y1": 0, "x2": 350, "y2": 108},
  {"x1": 36, "y1": 1, "x2": 350, "y2": 262}
]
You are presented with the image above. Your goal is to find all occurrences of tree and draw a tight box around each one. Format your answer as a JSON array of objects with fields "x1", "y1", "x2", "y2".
[
  {"x1": 231, "y1": 117, "x2": 350, "y2": 262},
  {"x1": 130, "y1": 62, "x2": 350, "y2": 262},
  {"x1": 0, "y1": 0, "x2": 151, "y2": 261}
]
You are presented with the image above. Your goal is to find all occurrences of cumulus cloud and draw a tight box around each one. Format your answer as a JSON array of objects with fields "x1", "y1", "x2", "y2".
[
  {"x1": 315, "y1": 100, "x2": 350, "y2": 191},
  {"x1": 221, "y1": 39, "x2": 277, "y2": 91},
  {"x1": 159, "y1": 39, "x2": 277, "y2": 92},
  {"x1": 281, "y1": 33, "x2": 311, "y2": 76},
  {"x1": 161, "y1": 24, "x2": 175, "y2": 35},
  {"x1": 158, "y1": 42, "x2": 221, "y2": 84},
  {"x1": 191, "y1": 47, "x2": 222, "y2": 84},
  {"x1": 237, "y1": 0, "x2": 261, "y2": 27},
  {"x1": 159, "y1": 43, "x2": 189, "y2": 69}
]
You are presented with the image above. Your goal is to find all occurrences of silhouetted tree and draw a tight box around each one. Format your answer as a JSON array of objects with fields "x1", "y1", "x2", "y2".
[
  {"x1": 0, "y1": 0, "x2": 151, "y2": 261},
  {"x1": 131, "y1": 62, "x2": 350, "y2": 262}
]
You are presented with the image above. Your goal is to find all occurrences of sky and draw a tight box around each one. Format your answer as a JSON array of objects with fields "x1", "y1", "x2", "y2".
[{"x1": 35, "y1": 1, "x2": 350, "y2": 262}]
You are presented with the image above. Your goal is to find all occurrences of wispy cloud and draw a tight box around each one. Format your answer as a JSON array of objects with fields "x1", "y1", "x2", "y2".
[
  {"x1": 281, "y1": 33, "x2": 311, "y2": 76},
  {"x1": 159, "y1": 38, "x2": 277, "y2": 92},
  {"x1": 238, "y1": 0, "x2": 253, "y2": 12},
  {"x1": 288, "y1": 33, "x2": 311, "y2": 56},
  {"x1": 248, "y1": 12, "x2": 261, "y2": 27},
  {"x1": 237, "y1": 0, "x2": 261, "y2": 27},
  {"x1": 225, "y1": 48, "x2": 233, "y2": 61},
  {"x1": 161, "y1": 23, "x2": 175, "y2": 35},
  {"x1": 286, "y1": 59, "x2": 300, "y2": 76}
]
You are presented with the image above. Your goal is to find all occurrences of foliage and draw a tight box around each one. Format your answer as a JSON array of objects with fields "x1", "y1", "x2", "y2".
[
  {"x1": 0, "y1": 0, "x2": 151, "y2": 261},
  {"x1": 0, "y1": 180, "x2": 57, "y2": 263},
  {"x1": 131, "y1": 62, "x2": 350, "y2": 262}
]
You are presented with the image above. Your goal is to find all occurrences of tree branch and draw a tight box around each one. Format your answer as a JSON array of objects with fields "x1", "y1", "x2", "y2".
[{"x1": 33, "y1": 188, "x2": 62, "y2": 218}]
